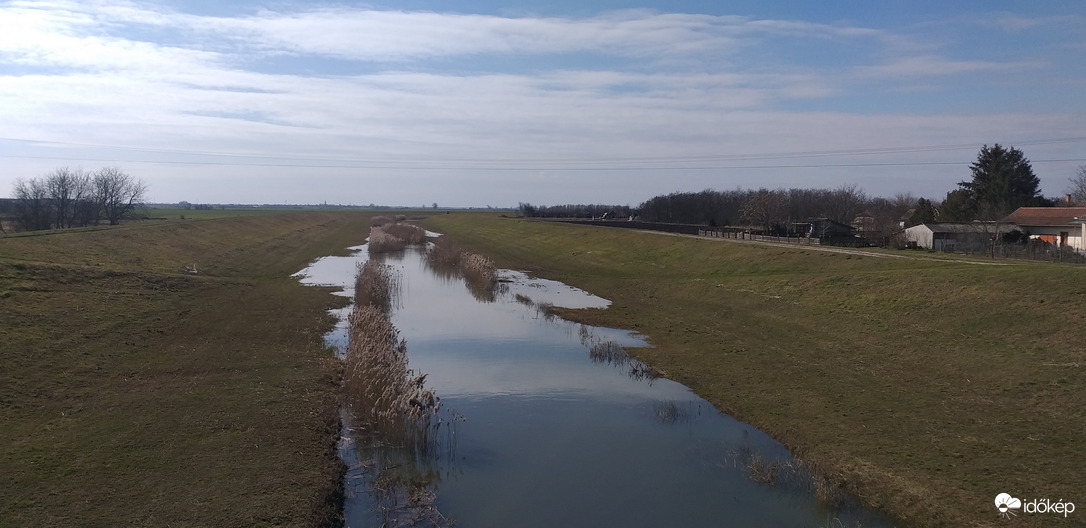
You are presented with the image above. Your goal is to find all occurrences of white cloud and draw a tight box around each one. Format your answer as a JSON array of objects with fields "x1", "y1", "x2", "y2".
[
  {"x1": 0, "y1": 1, "x2": 1083, "y2": 206},
  {"x1": 852, "y1": 55, "x2": 1042, "y2": 78}
]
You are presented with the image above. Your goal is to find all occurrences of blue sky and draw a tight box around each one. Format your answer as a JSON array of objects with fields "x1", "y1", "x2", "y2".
[{"x1": 1, "y1": 0, "x2": 1084, "y2": 207}]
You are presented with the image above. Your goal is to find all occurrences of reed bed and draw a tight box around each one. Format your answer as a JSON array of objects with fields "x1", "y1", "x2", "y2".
[
  {"x1": 460, "y1": 253, "x2": 497, "y2": 287},
  {"x1": 424, "y1": 236, "x2": 499, "y2": 300},
  {"x1": 383, "y1": 223, "x2": 427, "y2": 245},
  {"x1": 344, "y1": 257, "x2": 454, "y2": 526},
  {"x1": 425, "y1": 237, "x2": 463, "y2": 269},
  {"x1": 367, "y1": 226, "x2": 406, "y2": 253},
  {"x1": 368, "y1": 221, "x2": 427, "y2": 254},
  {"x1": 344, "y1": 305, "x2": 439, "y2": 447},
  {"x1": 354, "y1": 260, "x2": 400, "y2": 313},
  {"x1": 725, "y1": 446, "x2": 849, "y2": 509}
]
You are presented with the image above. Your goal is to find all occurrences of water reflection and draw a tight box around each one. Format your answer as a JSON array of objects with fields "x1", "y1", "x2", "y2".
[{"x1": 297, "y1": 244, "x2": 896, "y2": 528}]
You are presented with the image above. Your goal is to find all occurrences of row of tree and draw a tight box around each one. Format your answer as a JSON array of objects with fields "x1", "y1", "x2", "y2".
[
  {"x1": 517, "y1": 203, "x2": 635, "y2": 219},
  {"x1": 8, "y1": 167, "x2": 147, "y2": 232},
  {"x1": 519, "y1": 145, "x2": 1082, "y2": 246}
]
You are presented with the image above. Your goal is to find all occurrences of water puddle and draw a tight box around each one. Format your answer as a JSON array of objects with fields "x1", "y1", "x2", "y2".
[{"x1": 296, "y1": 243, "x2": 896, "y2": 528}]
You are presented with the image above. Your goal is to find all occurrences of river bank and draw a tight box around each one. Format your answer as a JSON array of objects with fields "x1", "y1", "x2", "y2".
[
  {"x1": 420, "y1": 212, "x2": 1085, "y2": 528},
  {"x1": 0, "y1": 211, "x2": 372, "y2": 527}
]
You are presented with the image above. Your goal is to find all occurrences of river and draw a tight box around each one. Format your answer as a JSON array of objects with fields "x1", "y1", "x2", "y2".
[{"x1": 295, "y1": 242, "x2": 896, "y2": 528}]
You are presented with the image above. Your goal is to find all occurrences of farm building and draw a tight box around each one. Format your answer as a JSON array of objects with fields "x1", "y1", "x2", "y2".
[
  {"x1": 1001, "y1": 207, "x2": 1086, "y2": 252},
  {"x1": 903, "y1": 222, "x2": 1018, "y2": 252}
]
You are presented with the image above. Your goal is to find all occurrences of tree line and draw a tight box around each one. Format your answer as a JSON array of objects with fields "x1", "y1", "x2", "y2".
[
  {"x1": 6, "y1": 167, "x2": 147, "y2": 232},
  {"x1": 520, "y1": 145, "x2": 1084, "y2": 246}
]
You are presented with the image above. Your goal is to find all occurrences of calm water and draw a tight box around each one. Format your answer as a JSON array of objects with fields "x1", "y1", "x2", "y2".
[{"x1": 295, "y1": 244, "x2": 896, "y2": 528}]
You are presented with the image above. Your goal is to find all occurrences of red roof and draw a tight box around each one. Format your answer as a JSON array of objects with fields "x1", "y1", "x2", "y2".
[{"x1": 1001, "y1": 207, "x2": 1086, "y2": 226}]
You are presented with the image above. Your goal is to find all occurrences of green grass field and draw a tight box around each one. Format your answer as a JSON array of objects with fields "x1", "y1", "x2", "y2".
[
  {"x1": 4, "y1": 210, "x2": 1082, "y2": 527},
  {"x1": 1, "y1": 211, "x2": 373, "y2": 527},
  {"x1": 420, "y1": 213, "x2": 1084, "y2": 528}
]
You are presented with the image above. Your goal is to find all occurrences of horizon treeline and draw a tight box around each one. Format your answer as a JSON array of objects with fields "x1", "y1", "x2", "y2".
[
  {"x1": 4, "y1": 166, "x2": 147, "y2": 232},
  {"x1": 520, "y1": 185, "x2": 925, "y2": 240}
]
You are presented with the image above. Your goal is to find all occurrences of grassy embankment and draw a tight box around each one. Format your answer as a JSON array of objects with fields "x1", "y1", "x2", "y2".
[
  {"x1": 1, "y1": 211, "x2": 373, "y2": 527},
  {"x1": 421, "y1": 212, "x2": 1084, "y2": 528}
]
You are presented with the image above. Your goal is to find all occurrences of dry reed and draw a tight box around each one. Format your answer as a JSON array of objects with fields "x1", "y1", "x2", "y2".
[
  {"x1": 383, "y1": 223, "x2": 427, "y2": 245},
  {"x1": 354, "y1": 260, "x2": 400, "y2": 313},
  {"x1": 368, "y1": 222, "x2": 427, "y2": 254},
  {"x1": 367, "y1": 226, "x2": 405, "y2": 253},
  {"x1": 459, "y1": 253, "x2": 497, "y2": 287},
  {"x1": 344, "y1": 305, "x2": 439, "y2": 446},
  {"x1": 424, "y1": 236, "x2": 499, "y2": 301},
  {"x1": 424, "y1": 237, "x2": 462, "y2": 269},
  {"x1": 725, "y1": 446, "x2": 850, "y2": 510},
  {"x1": 345, "y1": 254, "x2": 454, "y2": 526}
]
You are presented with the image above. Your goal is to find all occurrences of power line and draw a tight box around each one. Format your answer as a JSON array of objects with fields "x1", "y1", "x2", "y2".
[
  {"x1": 1, "y1": 135, "x2": 1084, "y2": 169},
  {"x1": 2, "y1": 153, "x2": 1083, "y2": 170}
]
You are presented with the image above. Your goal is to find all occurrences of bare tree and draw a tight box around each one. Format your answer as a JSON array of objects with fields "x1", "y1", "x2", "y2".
[
  {"x1": 94, "y1": 167, "x2": 147, "y2": 225},
  {"x1": 739, "y1": 188, "x2": 785, "y2": 233},
  {"x1": 1068, "y1": 165, "x2": 1086, "y2": 205},
  {"x1": 45, "y1": 167, "x2": 93, "y2": 228},
  {"x1": 12, "y1": 177, "x2": 52, "y2": 231}
]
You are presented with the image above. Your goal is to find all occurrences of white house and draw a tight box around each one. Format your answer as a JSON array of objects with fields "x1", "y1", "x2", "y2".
[{"x1": 1001, "y1": 207, "x2": 1086, "y2": 252}]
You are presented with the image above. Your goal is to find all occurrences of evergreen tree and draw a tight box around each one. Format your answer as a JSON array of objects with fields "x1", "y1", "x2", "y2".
[
  {"x1": 956, "y1": 144, "x2": 1044, "y2": 219},
  {"x1": 906, "y1": 197, "x2": 936, "y2": 227}
]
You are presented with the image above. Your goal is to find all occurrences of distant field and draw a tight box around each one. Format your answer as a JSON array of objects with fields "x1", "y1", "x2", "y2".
[
  {"x1": 0, "y1": 211, "x2": 372, "y2": 527},
  {"x1": 421, "y1": 213, "x2": 1085, "y2": 528}
]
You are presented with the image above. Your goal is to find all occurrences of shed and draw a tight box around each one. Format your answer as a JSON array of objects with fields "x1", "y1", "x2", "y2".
[{"x1": 903, "y1": 222, "x2": 1017, "y2": 252}]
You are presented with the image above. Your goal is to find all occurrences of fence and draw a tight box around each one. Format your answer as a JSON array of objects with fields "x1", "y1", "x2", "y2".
[{"x1": 697, "y1": 229, "x2": 821, "y2": 245}]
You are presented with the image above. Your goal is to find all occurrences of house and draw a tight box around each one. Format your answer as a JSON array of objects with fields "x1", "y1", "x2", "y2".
[
  {"x1": 903, "y1": 222, "x2": 1018, "y2": 252},
  {"x1": 803, "y1": 218, "x2": 855, "y2": 238},
  {"x1": 1001, "y1": 207, "x2": 1086, "y2": 252}
]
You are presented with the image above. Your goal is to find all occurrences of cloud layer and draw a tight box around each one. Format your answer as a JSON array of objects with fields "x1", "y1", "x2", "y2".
[{"x1": 1, "y1": 0, "x2": 1084, "y2": 205}]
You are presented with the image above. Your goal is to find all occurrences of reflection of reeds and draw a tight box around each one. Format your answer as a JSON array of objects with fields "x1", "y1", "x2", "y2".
[
  {"x1": 424, "y1": 236, "x2": 499, "y2": 301},
  {"x1": 586, "y1": 338, "x2": 660, "y2": 382},
  {"x1": 652, "y1": 400, "x2": 696, "y2": 424},
  {"x1": 589, "y1": 340, "x2": 628, "y2": 364},
  {"x1": 725, "y1": 445, "x2": 849, "y2": 509},
  {"x1": 536, "y1": 302, "x2": 559, "y2": 321},
  {"x1": 514, "y1": 293, "x2": 534, "y2": 306}
]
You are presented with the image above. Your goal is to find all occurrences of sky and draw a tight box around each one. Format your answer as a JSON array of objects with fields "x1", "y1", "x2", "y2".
[{"x1": 1, "y1": 0, "x2": 1085, "y2": 207}]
